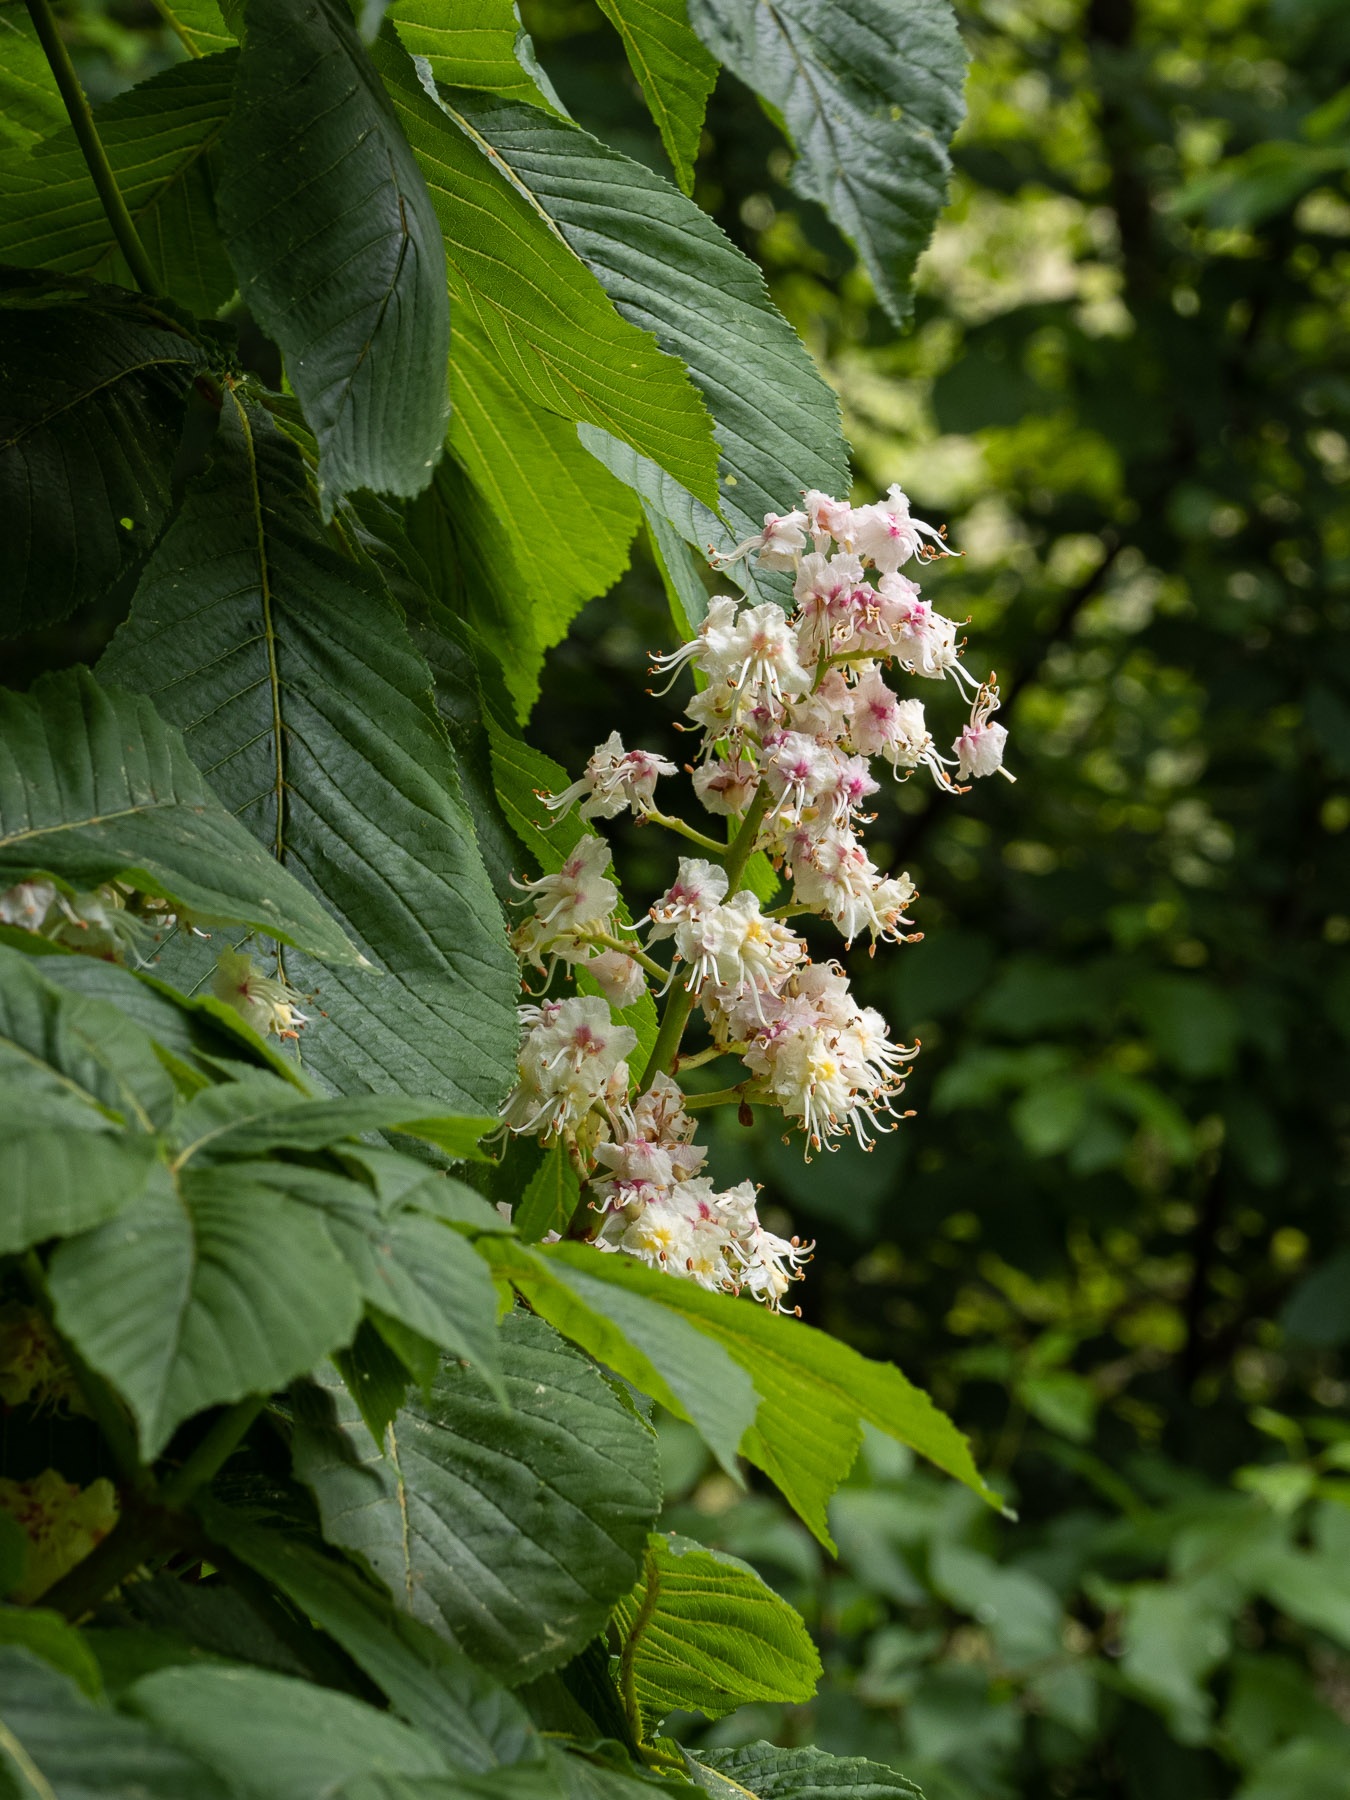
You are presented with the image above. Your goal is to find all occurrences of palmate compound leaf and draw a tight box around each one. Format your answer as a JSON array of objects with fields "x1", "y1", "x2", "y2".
[
  {"x1": 99, "y1": 390, "x2": 519, "y2": 1117},
  {"x1": 688, "y1": 1745, "x2": 923, "y2": 1800},
  {"x1": 0, "y1": 55, "x2": 238, "y2": 316},
  {"x1": 290, "y1": 1313, "x2": 662, "y2": 1684},
  {"x1": 197, "y1": 1503, "x2": 541, "y2": 1771},
  {"x1": 613, "y1": 1533, "x2": 821, "y2": 1732},
  {"x1": 373, "y1": 39, "x2": 721, "y2": 516},
  {"x1": 0, "y1": 667, "x2": 365, "y2": 968},
  {"x1": 216, "y1": 0, "x2": 450, "y2": 513},
  {"x1": 426, "y1": 92, "x2": 850, "y2": 584},
  {"x1": 48, "y1": 1156, "x2": 364, "y2": 1459},
  {"x1": 0, "y1": 1647, "x2": 234, "y2": 1800},
  {"x1": 0, "y1": 272, "x2": 202, "y2": 633},
  {"x1": 511, "y1": 1244, "x2": 1002, "y2": 1547},
  {"x1": 685, "y1": 0, "x2": 966, "y2": 330}
]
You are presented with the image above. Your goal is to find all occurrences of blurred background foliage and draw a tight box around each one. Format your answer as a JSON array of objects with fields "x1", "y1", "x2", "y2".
[{"x1": 31, "y1": 0, "x2": 1350, "y2": 1794}]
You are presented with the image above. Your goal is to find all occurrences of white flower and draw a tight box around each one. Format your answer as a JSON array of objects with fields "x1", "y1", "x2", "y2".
[
  {"x1": 787, "y1": 668, "x2": 853, "y2": 742},
  {"x1": 511, "y1": 834, "x2": 620, "y2": 971},
  {"x1": 213, "y1": 948, "x2": 309, "y2": 1038},
  {"x1": 692, "y1": 752, "x2": 759, "y2": 816},
  {"x1": 850, "y1": 487, "x2": 948, "y2": 574},
  {"x1": 501, "y1": 996, "x2": 637, "y2": 1139},
  {"x1": 764, "y1": 731, "x2": 834, "y2": 820},
  {"x1": 954, "y1": 689, "x2": 1014, "y2": 782},
  {"x1": 0, "y1": 881, "x2": 57, "y2": 933},
  {"x1": 676, "y1": 891, "x2": 803, "y2": 1003},
  {"x1": 727, "y1": 603, "x2": 812, "y2": 716},
  {"x1": 801, "y1": 490, "x2": 855, "y2": 550},
  {"x1": 734, "y1": 1223, "x2": 814, "y2": 1310},
  {"x1": 586, "y1": 947, "x2": 648, "y2": 1008},
  {"x1": 648, "y1": 858, "x2": 729, "y2": 936},
  {"x1": 544, "y1": 731, "x2": 676, "y2": 821},
  {"x1": 651, "y1": 594, "x2": 742, "y2": 689}
]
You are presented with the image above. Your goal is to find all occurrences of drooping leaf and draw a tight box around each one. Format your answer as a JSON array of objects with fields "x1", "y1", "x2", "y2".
[
  {"x1": 0, "y1": 943, "x2": 179, "y2": 1133},
  {"x1": 686, "y1": 0, "x2": 966, "y2": 328},
  {"x1": 485, "y1": 1238, "x2": 758, "y2": 1481},
  {"x1": 125, "y1": 1663, "x2": 450, "y2": 1800},
  {"x1": 390, "y1": 0, "x2": 559, "y2": 110},
  {"x1": 0, "y1": 1125, "x2": 159, "y2": 1258},
  {"x1": 645, "y1": 504, "x2": 711, "y2": 637},
  {"x1": 374, "y1": 41, "x2": 720, "y2": 513},
  {"x1": 228, "y1": 1162, "x2": 505, "y2": 1385},
  {"x1": 0, "y1": 272, "x2": 201, "y2": 631},
  {"x1": 335, "y1": 1319, "x2": 414, "y2": 1443},
  {"x1": 99, "y1": 391, "x2": 519, "y2": 1116},
  {"x1": 690, "y1": 1744, "x2": 923, "y2": 1800},
  {"x1": 613, "y1": 1534, "x2": 820, "y2": 1730},
  {"x1": 0, "y1": 1647, "x2": 234, "y2": 1799},
  {"x1": 0, "y1": 666, "x2": 365, "y2": 969},
  {"x1": 593, "y1": 0, "x2": 717, "y2": 194},
  {"x1": 216, "y1": 0, "x2": 450, "y2": 511},
  {"x1": 444, "y1": 317, "x2": 640, "y2": 718},
  {"x1": 48, "y1": 1157, "x2": 364, "y2": 1457},
  {"x1": 198, "y1": 1504, "x2": 541, "y2": 1771},
  {"x1": 0, "y1": 56, "x2": 238, "y2": 315},
  {"x1": 428, "y1": 94, "x2": 849, "y2": 578},
  {"x1": 292, "y1": 1314, "x2": 662, "y2": 1683},
  {"x1": 530, "y1": 1243, "x2": 1001, "y2": 1545},
  {"x1": 170, "y1": 1084, "x2": 495, "y2": 1164},
  {"x1": 0, "y1": 7, "x2": 64, "y2": 153}
]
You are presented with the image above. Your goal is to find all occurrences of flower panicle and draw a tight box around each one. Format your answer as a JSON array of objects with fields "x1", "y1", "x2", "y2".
[{"x1": 498, "y1": 486, "x2": 1009, "y2": 1308}]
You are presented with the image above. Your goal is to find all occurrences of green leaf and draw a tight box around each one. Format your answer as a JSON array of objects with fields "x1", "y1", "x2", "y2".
[
  {"x1": 0, "y1": 1609, "x2": 103, "y2": 1702},
  {"x1": 594, "y1": 0, "x2": 717, "y2": 194},
  {"x1": 686, "y1": 0, "x2": 966, "y2": 328},
  {"x1": 0, "y1": 1126, "x2": 159, "y2": 1258},
  {"x1": 485, "y1": 1238, "x2": 758, "y2": 1481},
  {"x1": 390, "y1": 0, "x2": 559, "y2": 110},
  {"x1": 0, "y1": 272, "x2": 201, "y2": 632},
  {"x1": 154, "y1": 0, "x2": 236, "y2": 56},
  {"x1": 614, "y1": 1534, "x2": 820, "y2": 1730},
  {"x1": 234, "y1": 1162, "x2": 504, "y2": 1385},
  {"x1": 0, "y1": 667, "x2": 366, "y2": 969},
  {"x1": 198, "y1": 1503, "x2": 541, "y2": 1770},
  {"x1": 429, "y1": 95, "x2": 850, "y2": 577},
  {"x1": 48, "y1": 1157, "x2": 364, "y2": 1457},
  {"x1": 0, "y1": 8, "x2": 64, "y2": 153},
  {"x1": 292, "y1": 1313, "x2": 661, "y2": 1683},
  {"x1": 124, "y1": 1663, "x2": 450, "y2": 1799},
  {"x1": 335, "y1": 1319, "x2": 415, "y2": 1442},
  {"x1": 375, "y1": 42, "x2": 720, "y2": 513},
  {"x1": 99, "y1": 391, "x2": 520, "y2": 1116},
  {"x1": 0, "y1": 56, "x2": 237, "y2": 315},
  {"x1": 0, "y1": 944, "x2": 178, "y2": 1132},
  {"x1": 514, "y1": 1140, "x2": 581, "y2": 1243},
  {"x1": 172, "y1": 1085, "x2": 495, "y2": 1163},
  {"x1": 531, "y1": 1243, "x2": 1001, "y2": 1546},
  {"x1": 444, "y1": 318, "x2": 640, "y2": 719},
  {"x1": 690, "y1": 1744, "x2": 923, "y2": 1800},
  {"x1": 484, "y1": 717, "x2": 659, "y2": 1070},
  {"x1": 216, "y1": 0, "x2": 450, "y2": 512},
  {"x1": 0, "y1": 1647, "x2": 234, "y2": 1799},
  {"x1": 645, "y1": 504, "x2": 710, "y2": 637}
]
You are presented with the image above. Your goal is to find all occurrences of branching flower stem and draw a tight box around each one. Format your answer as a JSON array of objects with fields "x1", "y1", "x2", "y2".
[
  {"x1": 574, "y1": 929, "x2": 669, "y2": 983},
  {"x1": 23, "y1": 0, "x2": 159, "y2": 296},
  {"x1": 636, "y1": 808, "x2": 727, "y2": 855},
  {"x1": 637, "y1": 783, "x2": 772, "y2": 1094},
  {"x1": 682, "y1": 1082, "x2": 762, "y2": 1112}
]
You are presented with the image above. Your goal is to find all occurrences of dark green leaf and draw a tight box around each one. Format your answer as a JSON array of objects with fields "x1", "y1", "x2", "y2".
[
  {"x1": 614, "y1": 1534, "x2": 820, "y2": 1729},
  {"x1": 0, "y1": 1126, "x2": 159, "y2": 1257},
  {"x1": 0, "y1": 8, "x2": 63, "y2": 153},
  {"x1": 292, "y1": 1314, "x2": 661, "y2": 1683},
  {"x1": 690, "y1": 1744, "x2": 923, "y2": 1800},
  {"x1": 100, "y1": 392, "x2": 520, "y2": 1115},
  {"x1": 124, "y1": 1662, "x2": 450, "y2": 1798},
  {"x1": 0, "y1": 56, "x2": 237, "y2": 315},
  {"x1": 155, "y1": 1, "x2": 236, "y2": 55},
  {"x1": 514, "y1": 1140, "x2": 581, "y2": 1243},
  {"x1": 0, "y1": 1646, "x2": 233, "y2": 1799},
  {"x1": 429, "y1": 94, "x2": 849, "y2": 581},
  {"x1": 48, "y1": 1158, "x2": 364, "y2": 1457},
  {"x1": 171, "y1": 1086, "x2": 495, "y2": 1163},
  {"x1": 217, "y1": 0, "x2": 450, "y2": 511},
  {"x1": 0, "y1": 273, "x2": 200, "y2": 631},
  {"x1": 335, "y1": 1320, "x2": 414, "y2": 1443},
  {"x1": 0, "y1": 667, "x2": 366, "y2": 968},
  {"x1": 0, "y1": 1609, "x2": 103, "y2": 1701},
  {"x1": 199, "y1": 1503, "x2": 541, "y2": 1770},
  {"x1": 686, "y1": 0, "x2": 966, "y2": 327},
  {"x1": 594, "y1": 0, "x2": 717, "y2": 194}
]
